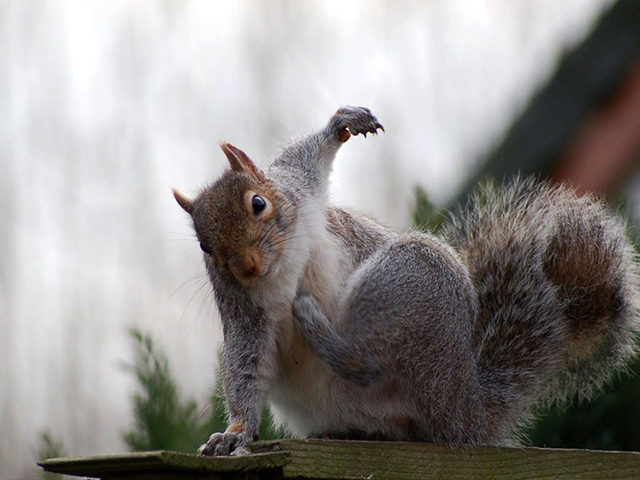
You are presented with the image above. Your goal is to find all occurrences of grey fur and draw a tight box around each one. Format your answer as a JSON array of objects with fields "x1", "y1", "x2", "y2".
[{"x1": 175, "y1": 107, "x2": 640, "y2": 455}]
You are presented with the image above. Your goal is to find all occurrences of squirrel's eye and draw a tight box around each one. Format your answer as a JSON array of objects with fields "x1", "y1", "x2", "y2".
[
  {"x1": 251, "y1": 194, "x2": 267, "y2": 215},
  {"x1": 199, "y1": 243, "x2": 213, "y2": 255}
]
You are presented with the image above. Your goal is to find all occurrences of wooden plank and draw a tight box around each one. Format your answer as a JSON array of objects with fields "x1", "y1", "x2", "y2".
[
  {"x1": 39, "y1": 440, "x2": 640, "y2": 480},
  {"x1": 253, "y1": 439, "x2": 640, "y2": 480},
  {"x1": 37, "y1": 449, "x2": 289, "y2": 478}
]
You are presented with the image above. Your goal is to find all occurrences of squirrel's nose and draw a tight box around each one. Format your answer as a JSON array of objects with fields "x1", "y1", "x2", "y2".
[{"x1": 231, "y1": 249, "x2": 263, "y2": 279}]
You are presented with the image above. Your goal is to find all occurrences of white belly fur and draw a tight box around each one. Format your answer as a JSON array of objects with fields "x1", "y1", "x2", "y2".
[
  {"x1": 263, "y1": 231, "x2": 352, "y2": 436},
  {"x1": 250, "y1": 218, "x2": 409, "y2": 438}
]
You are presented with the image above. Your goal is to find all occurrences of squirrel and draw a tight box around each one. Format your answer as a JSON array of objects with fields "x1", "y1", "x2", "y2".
[{"x1": 173, "y1": 106, "x2": 640, "y2": 456}]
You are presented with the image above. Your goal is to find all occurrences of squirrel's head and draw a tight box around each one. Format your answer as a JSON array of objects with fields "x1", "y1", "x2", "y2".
[{"x1": 173, "y1": 143, "x2": 295, "y2": 286}]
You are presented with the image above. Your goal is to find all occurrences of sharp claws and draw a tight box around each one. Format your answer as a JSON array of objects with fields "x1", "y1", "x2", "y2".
[{"x1": 329, "y1": 106, "x2": 384, "y2": 140}]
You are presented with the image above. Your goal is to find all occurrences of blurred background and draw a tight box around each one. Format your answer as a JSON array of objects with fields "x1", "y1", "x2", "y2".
[{"x1": 2, "y1": 1, "x2": 640, "y2": 478}]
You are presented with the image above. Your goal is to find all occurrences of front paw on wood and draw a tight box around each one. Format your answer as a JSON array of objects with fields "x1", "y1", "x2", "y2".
[{"x1": 197, "y1": 431, "x2": 252, "y2": 456}]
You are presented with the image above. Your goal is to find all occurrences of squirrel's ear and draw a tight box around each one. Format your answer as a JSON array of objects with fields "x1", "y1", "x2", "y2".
[
  {"x1": 220, "y1": 142, "x2": 266, "y2": 182},
  {"x1": 172, "y1": 188, "x2": 194, "y2": 215}
]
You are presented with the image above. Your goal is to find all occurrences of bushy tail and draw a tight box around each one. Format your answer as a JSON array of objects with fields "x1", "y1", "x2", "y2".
[{"x1": 443, "y1": 177, "x2": 640, "y2": 444}]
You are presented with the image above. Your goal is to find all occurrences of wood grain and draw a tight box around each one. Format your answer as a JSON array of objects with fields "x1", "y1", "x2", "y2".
[{"x1": 39, "y1": 439, "x2": 640, "y2": 479}]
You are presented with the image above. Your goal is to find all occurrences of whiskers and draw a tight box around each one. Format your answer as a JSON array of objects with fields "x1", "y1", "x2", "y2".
[
  {"x1": 192, "y1": 284, "x2": 216, "y2": 330},
  {"x1": 166, "y1": 272, "x2": 209, "y2": 303},
  {"x1": 162, "y1": 230, "x2": 218, "y2": 328},
  {"x1": 161, "y1": 230, "x2": 199, "y2": 245},
  {"x1": 165, "y1": 271, "x2": 216, "y2": 330}
]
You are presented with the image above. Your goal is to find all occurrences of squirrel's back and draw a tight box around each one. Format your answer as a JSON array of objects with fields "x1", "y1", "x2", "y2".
[{"x1": 443, "y1": 177, "x2": 640, "y2": 443}]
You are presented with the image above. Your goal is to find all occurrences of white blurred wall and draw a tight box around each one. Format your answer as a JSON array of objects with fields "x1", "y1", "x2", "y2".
[{"x1": 0, "y1": 1, "x2": 611, "y2": 477}]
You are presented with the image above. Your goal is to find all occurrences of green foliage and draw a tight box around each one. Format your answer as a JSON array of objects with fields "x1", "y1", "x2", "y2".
[
  {"x1": 36, "y1": 431, "x2": 67, "y2": 480},
  {"x1": 527, "y1": 359, "x2": 640, "y2": 451},
  {"x1": 412, "y1": 186, "x2": 443, "y2": 233},
  {"x1": 122, "y1": 328, "x2": 280, "y2": 453},
  {"x1": 122, "y1": 328, "x2": 203, "y2": 451}
]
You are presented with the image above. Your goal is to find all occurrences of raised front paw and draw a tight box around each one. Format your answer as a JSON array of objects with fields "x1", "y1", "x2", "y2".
[
  {"x1": 197, "y1": 431, "x2": 253, "y2": 457},
  {"x1": 328, "y1": 106, "x2": 384, "y2": 142}
]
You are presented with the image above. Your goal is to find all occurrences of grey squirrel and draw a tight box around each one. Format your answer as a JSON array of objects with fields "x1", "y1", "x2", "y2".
[{"x1": 173, "y1": 106, "x2": 640, "y2": 456}]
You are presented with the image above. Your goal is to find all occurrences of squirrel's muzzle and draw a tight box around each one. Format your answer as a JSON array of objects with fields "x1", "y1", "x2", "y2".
[{"x1": 229, "y1": 248, "x2": 264, "y2": 280}]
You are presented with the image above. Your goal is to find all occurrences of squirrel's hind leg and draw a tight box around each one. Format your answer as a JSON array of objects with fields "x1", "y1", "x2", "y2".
[{"x1": 293, "y1": 234, "x2": 487, "y2": 444}]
